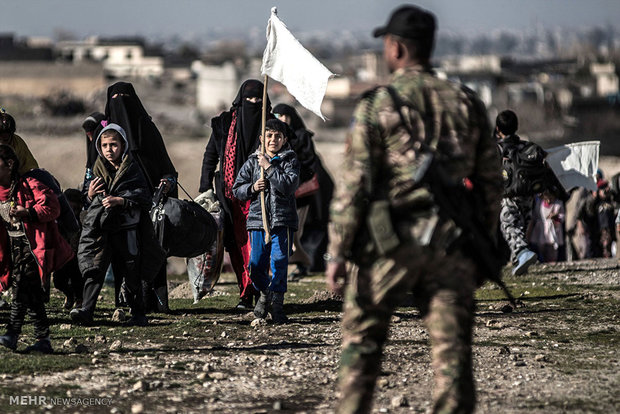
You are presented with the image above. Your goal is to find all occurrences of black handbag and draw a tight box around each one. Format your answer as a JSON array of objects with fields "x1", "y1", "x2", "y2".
[{"x1": 151, "y1": 186, "x2": 217, "y2": 258}]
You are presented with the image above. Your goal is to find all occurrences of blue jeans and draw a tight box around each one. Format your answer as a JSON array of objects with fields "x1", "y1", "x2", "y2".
[{"x1": 249, "y1": 227, "x2": 290, "y2": 293}]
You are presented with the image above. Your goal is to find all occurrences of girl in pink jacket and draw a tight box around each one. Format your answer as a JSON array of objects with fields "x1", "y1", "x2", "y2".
[{"x1": 0, "y1": 145, "x2": 73, "y2": 353}]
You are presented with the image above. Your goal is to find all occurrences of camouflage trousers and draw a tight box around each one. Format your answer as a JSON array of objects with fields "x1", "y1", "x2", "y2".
[
  {"x1": 337, "y1": 241, "x2": 478, "y2": 414},
  {"x1": 500, "y1": 196, "x2": 533, "y2": 264}
]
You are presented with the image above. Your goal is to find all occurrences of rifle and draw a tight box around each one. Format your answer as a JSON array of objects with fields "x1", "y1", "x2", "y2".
[{"x1": 385, "y1": 86, "x2": 516, "y2": 307}]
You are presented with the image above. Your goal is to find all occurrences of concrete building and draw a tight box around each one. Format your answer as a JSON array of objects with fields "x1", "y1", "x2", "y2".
[
  {"x1": 590, "y1": 62, "x2": 619, "y2": 97},
  {"x1": 192, "y1": 60, "x2": 239, "y2": 114},
  {"x1": 56, "y1": 37, "x2": 164, "y2": 79}
]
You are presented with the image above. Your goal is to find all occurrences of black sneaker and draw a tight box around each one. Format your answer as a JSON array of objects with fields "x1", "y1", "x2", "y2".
[
  {"x1": 69, "y1": 308, "x2": 93, "y2": 326},
  {"x1": 0, "y1": 334, "x2": 18, "y2": 351},
  {"x1": 25, "y1": 338, "x2": 53, "y2": 354},
  {"x1": 124, "y1": 315, "x2": 148, "y2": 327},
  {"x1": 235, "y1": 298, "x2": 253, "y2": 310}
]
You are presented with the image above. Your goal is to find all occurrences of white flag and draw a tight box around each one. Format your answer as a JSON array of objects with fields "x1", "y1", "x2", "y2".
[
  {"x1": 261, "y1": 7, "x2": 334, "y2": 120},
  {"x1": 545, "y1": 141, "x2": 599, "y2": 191}
]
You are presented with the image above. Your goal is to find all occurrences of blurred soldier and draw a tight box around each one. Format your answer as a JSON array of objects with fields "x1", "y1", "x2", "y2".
[
  {"x1": 496, "y1": 110, "x2": 542, "y2": 274},
  {"x1": 326, "y1": 5, "x2": 503, "y2": 414}
]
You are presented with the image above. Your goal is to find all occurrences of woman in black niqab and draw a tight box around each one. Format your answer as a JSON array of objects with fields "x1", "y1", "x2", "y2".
[
  {"x1": 104, "y1": 81, "x2": 177, "y2": 314},
  {"x1": 199, "y1": 79, "x2": 273, "y2": 310},
  {"x1": 105, "y1": 82, "x2": 178, "y2": 198},
  {"x1": 273, "y1": 103, "x2": 335, "y2": 275}
]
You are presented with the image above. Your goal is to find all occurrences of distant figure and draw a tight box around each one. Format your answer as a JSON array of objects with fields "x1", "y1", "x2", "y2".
[
  {"x1": 199, "y1": 79, "x2": 271, "y2": 310},
  {"x1": 273, "y1": 103, "x2": 335, "y2": 278},
  {"x1": 595, "y1": 179, "x2": 615, "y2": 258},
  {"x1": 233, "y1": 119, "x2": 299, "y2": 323},
  {"x1": 0, "y1": 145, "x2": 73, "y2": 353},
  {"x1": 104, "y1": 82, "x2": 177, "y2": 313},
  {"x1": 80, "y1": 112, "x2": 106, "y2": 201},
  {"x1": 529, "y1": 191, "x2": 565, "y2": 262},
  {"x1": 0, "y1": 110, "x2": 39, "y2": 175},
  {"x1": 496, "y1": 109, "x2": 542, "y2": 275}
]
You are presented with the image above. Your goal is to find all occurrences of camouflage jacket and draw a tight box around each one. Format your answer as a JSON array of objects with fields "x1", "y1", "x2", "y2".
[{"x1": 327, "y1": 65, "x2": 503, "y2": 260}]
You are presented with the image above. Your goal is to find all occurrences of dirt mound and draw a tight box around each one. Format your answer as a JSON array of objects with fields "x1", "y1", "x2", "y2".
[
  {"x1": 302, "y1": 290, "x2": 343, "y2": 304},
  {"x1": 168, "y1": 282, "x2": 193, "y2": 299}
]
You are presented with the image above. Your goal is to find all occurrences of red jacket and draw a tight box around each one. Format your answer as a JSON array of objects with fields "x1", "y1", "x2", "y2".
[{"x1": 0, "y1": 177, "x2": 74, "y2": 291}]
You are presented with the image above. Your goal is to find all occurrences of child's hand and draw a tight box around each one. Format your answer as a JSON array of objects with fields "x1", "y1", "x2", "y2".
[
  {"x1": 102, "y1": 196, "x2": 124, "y2": 209},
  {"x1": 9, "y1": 204, "x2": 29, "y2": 218},
  {"x1": 257, "y1": 154, "x2": 271, "y2": 170},
  {"x1": 252, "y1": 178, "x2": 268, "y2": 193},
  {"x1": 88, "y1": 177, "x2": 107, "y2": 199}
]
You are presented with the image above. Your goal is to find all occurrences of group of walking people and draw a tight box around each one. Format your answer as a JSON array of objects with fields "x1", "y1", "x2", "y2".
[
  {"x1": 0, "y1": 4, "x2": 611, "y2": 413},
  {"x1": 0, "y1": 78, "x2": 333, "y2": 353}
]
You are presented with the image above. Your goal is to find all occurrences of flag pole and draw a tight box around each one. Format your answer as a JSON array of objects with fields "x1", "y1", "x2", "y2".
[{"x1": 260, "y1": 74, "x2": 271, "y2": 244}]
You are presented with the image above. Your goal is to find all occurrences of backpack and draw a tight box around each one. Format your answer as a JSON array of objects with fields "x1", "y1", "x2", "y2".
[{"x1": 499, "y1": 140, "x2": 548, "y2": 197}]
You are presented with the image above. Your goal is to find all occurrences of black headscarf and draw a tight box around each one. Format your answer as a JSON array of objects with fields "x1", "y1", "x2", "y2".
[
  {"x1": 273, "y1": 103, "x2": 306, "y2": 132},
  {"x1": 104, "y1": 82, "x2": 177, "y2": 196},
  {"x1": 230, "y1": 79, "x2": 271, "y2": 164},
  {"x1": 272, "y1": 103, "x2": 316, "y2": 184},
  {"x1": 82, "y1": 111, "x2": 106, "y2": 170}
]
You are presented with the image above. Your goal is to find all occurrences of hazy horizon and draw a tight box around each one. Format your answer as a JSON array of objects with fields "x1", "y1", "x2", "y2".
[{"x1": 2, "y1": 0, "x2": 619, "y2": 42}]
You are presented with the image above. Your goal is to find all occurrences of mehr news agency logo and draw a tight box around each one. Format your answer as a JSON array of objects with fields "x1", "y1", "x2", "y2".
[{"x1": 9, "y1": 395, "x2": 113, "y2": 407}]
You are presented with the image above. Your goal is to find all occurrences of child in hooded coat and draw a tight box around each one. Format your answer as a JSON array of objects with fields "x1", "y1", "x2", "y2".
[{"x1": 71, "y1": 124, "x2": 164, "y2": 327}]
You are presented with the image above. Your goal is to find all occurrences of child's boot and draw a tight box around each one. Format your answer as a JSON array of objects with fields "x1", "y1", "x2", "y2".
[
  {"x1": 254, "y1": 290, "x2": 271, "y2": 319},
  {"x1": 0, "y1": 333, "x2": 18, "y2": 351},
  {"x1": 25, "y1": 337, "x2": 53, "y2": 354},
  {"x1": 270, "y1": 292, "x2": 288, "y2": 324}
]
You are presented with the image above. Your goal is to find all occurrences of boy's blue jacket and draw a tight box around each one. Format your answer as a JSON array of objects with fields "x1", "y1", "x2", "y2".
[{"x1": 233, "y1": 146, "x2": 299, "y2": 231}]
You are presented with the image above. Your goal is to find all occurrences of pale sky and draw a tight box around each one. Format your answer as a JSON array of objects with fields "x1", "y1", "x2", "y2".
[{"x1": 1, "y1": 0, "x2": 619, "y2": 41}]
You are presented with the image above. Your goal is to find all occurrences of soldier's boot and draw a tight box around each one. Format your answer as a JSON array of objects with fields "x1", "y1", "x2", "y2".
[
  {"x1": 270, "y1": 292, "x2": 288, "y2": 324},
  {"x1": 254, "y1": 289, "x2": 271, "y2": 319}
]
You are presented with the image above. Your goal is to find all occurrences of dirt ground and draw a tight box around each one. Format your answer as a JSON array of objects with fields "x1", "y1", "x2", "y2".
[
  {"x1": 0, "y1": 258, "x2": 618, "y2": 413},
  {"x1": 0, "y1": 133, "x2": 617, "y2": 413}
]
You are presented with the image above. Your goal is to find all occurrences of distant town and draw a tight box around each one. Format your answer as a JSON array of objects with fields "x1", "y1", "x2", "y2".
[{"x1": 0, "y1": 25, "x2": 619, "y2": 152}]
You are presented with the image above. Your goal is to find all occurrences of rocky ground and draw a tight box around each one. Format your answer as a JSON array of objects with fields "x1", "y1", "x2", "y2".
[{"x1": 0, "y1": 258, "x2": 618, "y2": 413}]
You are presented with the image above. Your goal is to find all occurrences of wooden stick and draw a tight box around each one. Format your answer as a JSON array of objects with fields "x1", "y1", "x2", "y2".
[{"x1": 260, "y1": 74, "x2": 271, "y2": 244}]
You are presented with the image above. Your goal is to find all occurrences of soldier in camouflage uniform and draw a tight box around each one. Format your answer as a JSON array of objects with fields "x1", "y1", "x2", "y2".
[
  {"x1": 495, "y1": 110, "x2": 539, "y2": 275},
  {"x1": 325, "y1": 5, "x2": 503, "y2": 414}
]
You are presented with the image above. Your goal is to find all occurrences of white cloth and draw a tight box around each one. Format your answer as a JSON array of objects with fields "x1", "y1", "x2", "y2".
[
  {"x1": 261, "y1": 7, "x2": 334, "y2": 120},
  {"x1": 545, "y1": 141, "x2": 599, "y2": 192}
]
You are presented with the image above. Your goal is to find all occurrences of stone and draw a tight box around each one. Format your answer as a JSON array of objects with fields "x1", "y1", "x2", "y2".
[
  {"x1": 209, "y1": 372, "x2": 226, "y2": 380},
  {"x1": 131, "y1": 402, "x2": 144, "y2": 413},
  {"x1": 391, "y1": 395, "x2": 409, "y2": 408},
  {"x1": 63, "y1": 338, "x2": 78, "y2": 348},
  {"x1": 59, "y1": 324, "x2": 72, "y2": 330},
  {"x1": 251, "y1": 318, "x2": 267, "y2": 327},
  {"x1": 112, "y1": 308, "x2": 127, "y2": 323},
  {"x1": 110, "y1": 340, "x2": 123, "y2": 351},
  {"x1": 94, "y1": 334, "x2": 107, "y2": 344},
  {"x1": 377, "y1": 378, "x2": 390, "y2": 389},
  {"x1": 132, "y1": 380, "x2": 147, "y2": 392}
]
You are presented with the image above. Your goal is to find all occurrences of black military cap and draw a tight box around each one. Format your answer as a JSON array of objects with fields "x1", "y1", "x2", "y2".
[{"x1": 373, "y1": 5, "x2": 436, "y2": 39}]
